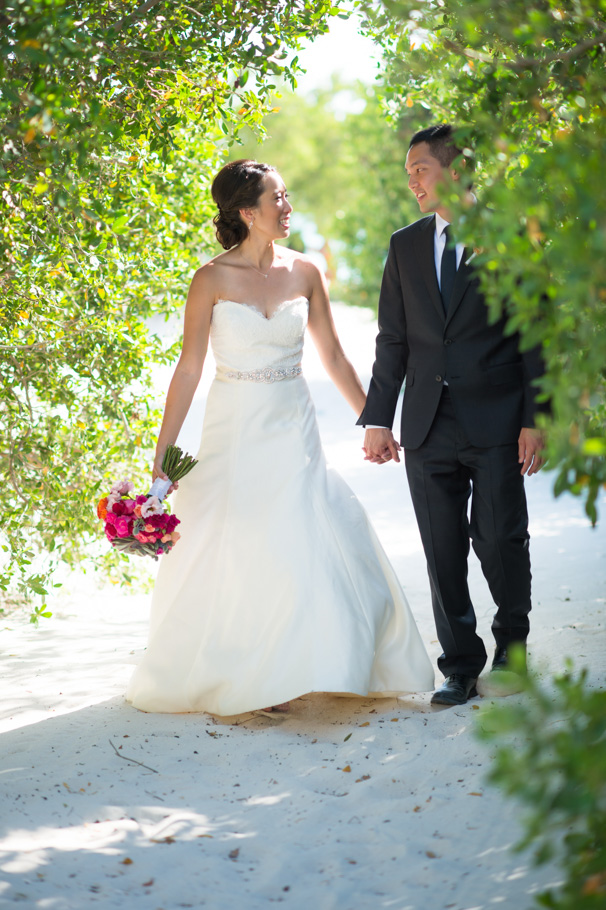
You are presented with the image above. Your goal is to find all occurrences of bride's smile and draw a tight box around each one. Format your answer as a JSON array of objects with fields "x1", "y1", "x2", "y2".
[{"x1": 245, "y1": 171, "x2": 293, "y2": 242}]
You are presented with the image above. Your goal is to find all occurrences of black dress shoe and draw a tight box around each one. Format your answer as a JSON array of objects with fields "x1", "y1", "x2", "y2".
[
  {"x1": 491, "y1": 643, "x2": 527, "y2": 673},
  {"x1": 430, "y1": 674, "x2": 478, "y2": 707}
]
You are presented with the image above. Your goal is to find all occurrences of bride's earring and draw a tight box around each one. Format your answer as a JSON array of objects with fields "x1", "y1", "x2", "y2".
[{"x1": 248, "y1": 220, "x2": 253, "y2": 229}]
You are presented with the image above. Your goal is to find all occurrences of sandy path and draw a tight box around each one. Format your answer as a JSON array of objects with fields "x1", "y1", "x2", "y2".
[{"x1": 1, "y1": 303, "x2": 604, "y2": 910}]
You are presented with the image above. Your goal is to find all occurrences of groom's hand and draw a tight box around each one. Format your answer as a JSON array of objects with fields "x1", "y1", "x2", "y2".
[
  {"x1": 363, "y1": 428, "x2": 401, "y2": 464},
  {"x1": 518, "y1": 427, "x2": 545, "y2": 476}
]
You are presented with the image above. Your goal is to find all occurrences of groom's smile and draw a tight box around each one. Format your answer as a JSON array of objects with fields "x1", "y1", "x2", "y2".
[{"x1": 405, "y1": 141, "x2": 455, "y2": 221}]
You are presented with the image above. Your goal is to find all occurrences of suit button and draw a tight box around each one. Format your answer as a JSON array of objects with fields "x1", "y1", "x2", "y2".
[
  {"x1": 435, "y1": 375, "x2": 443, "y2": 382},
  {"x1": 444, "y1": 338, "x2": 453, "y2": 345}
]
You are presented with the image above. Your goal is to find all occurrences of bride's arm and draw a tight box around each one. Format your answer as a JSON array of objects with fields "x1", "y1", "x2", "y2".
[
  {"x1": 152, "y1": 267, "x2": 214, "y2": 481},
  {"x1": 306, "y1": 264, "x2": 366, "y2": 416}
]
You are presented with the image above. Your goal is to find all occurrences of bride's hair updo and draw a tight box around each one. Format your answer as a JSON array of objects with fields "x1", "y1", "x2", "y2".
[{"x1": 211, "y1": 159, "x2": 276, "y2": 250}]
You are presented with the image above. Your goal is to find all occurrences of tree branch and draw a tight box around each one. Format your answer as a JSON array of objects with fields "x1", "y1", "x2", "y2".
[
  {"x1": 509, "y1": 31, "x2": 606, "y2": 70},
  {"x1": 181, "y1": 3, "x2": 207, "y2": 20},
  {"x1": 443, "y1": 31, "x2": 606, "y2": 72},
  {"x1": 109, "y1": 739, "x2": 158, "y2": 773},
  {"x1": 111, "y1": 0, "x2": 165, "y2": 34}
]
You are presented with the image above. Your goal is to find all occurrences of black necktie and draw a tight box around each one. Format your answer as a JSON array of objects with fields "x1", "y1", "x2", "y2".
[{"x1": 440, "y1": 225, "x2": 456, "y2": 315}]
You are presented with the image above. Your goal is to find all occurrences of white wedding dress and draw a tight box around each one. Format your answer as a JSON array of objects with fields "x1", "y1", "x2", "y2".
[{"x1": 126, "y1": 296, "x2": 434, "y2": 715}]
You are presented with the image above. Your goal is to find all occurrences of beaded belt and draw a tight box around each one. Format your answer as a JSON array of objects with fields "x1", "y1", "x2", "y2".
[{"x1": 222, "y1": 365, "x2": 302, "y2": 384}]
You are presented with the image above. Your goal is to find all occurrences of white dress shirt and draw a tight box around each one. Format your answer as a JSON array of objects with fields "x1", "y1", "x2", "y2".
[{"x1": 434, "y1": 211, "x2": 465, "y2": 284}]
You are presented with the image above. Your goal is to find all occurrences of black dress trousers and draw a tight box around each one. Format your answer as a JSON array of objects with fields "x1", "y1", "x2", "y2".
[{"x1": 404, "y1": 388, "x2": 532, "y2": 679}]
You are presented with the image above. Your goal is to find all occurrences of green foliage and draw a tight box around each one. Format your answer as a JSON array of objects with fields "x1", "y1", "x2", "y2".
[
  {"x1": 478, "y1": 665, "x2": 606, "y2": 909},
  {"x1": 0, "y1": 0, "x2": 341, "y2": 611},
  {"x1": 234, "y1": 78, "x2": 419, "y2": 306},
  {"x1": 358, "y1": 0, "x2": 606, "y2": 521}
]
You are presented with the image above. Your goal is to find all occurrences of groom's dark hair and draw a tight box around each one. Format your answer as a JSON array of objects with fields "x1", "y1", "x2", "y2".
[{"x1": 409, "y1": 124, "x2": 462, "y2": 168}]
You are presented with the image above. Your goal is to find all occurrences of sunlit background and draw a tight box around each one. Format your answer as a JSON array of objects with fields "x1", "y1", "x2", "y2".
[{"x1": 225, "y1": 7, "x2": 419, "y2": 308}]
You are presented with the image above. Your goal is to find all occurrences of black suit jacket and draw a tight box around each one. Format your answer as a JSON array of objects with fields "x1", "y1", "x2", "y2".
[{"x1": 357, "y1": 215, "x2": 546, "y2": 449}]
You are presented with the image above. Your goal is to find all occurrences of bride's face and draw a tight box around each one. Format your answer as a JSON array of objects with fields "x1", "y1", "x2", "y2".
[{"x1": 247, "y1": 172, "x2": 292, "y2": 240}]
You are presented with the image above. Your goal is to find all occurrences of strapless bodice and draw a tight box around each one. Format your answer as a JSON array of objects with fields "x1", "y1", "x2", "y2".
[{"x1": 210, "y1": 296, "x2": 309, "y2": 376}]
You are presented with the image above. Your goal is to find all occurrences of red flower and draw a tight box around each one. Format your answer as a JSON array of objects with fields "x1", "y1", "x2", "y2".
[
  {"x1": 166, "y1": 514, "x2": 180, "y2": 533},
  {"x1": 148, "y1": 514, "x2": 167, "y2": 529}
]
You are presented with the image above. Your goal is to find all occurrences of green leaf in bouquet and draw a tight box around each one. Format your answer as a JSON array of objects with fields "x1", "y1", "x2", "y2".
[{"x1": 111, "y1": 538, "x2": 159, "y2": 560}]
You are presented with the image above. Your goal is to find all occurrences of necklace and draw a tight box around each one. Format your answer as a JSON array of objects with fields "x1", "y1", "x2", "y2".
[{"x1": 239, "y1": 251, "x2": 274, "y2": 279}]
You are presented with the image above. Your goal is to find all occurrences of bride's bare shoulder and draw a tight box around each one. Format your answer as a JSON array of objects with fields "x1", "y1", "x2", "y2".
[
  {"x1": 194, "y1": 249, "x2": 240, "y2": 278},
  {"x1": 189, "y1": 250, "x2": 241, "y2": 296},
  {"x1": 279, "y1": 247, "x2": 322, "y2": 276}
]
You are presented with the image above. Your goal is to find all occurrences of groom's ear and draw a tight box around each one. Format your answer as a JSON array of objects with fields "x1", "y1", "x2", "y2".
[
  {"x1": 450, "y1": 155, "x2": 471, "y2": 184},
  {"x1": 450, "y1": 159, "x2": 465, "y2": 181}
]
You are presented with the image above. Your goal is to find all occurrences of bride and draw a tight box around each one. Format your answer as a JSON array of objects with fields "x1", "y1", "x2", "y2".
[{"x1": 126, "y1": 159, "x2": 434, "y2": 716}]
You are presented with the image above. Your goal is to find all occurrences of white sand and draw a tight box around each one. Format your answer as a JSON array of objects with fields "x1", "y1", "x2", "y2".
[{"x1": 1, "y1": 304, "x2": 604, "y2": 910}]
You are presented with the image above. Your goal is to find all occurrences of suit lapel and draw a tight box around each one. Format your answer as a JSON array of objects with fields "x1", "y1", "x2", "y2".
[
  {"x1": 414, "y1": 215, "x2": 444, "y2": 320},
  {"x1": 446, "y1": 249, "x2": 473, "y2": 325}
]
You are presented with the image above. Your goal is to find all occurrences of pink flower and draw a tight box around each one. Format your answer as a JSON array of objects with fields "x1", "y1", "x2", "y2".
[
  {"x1": 105, "y1": 524, "x2": 118, "y2": 541},
  {"x1": 114, "y1": 516, "x2": 133, "y2": 538},
  {"x1": 110, "y1": 480, "x2": 134, "y2": 496},
  {"x1": 144, "y1": 523, "x2": 156, "y2": 533}
]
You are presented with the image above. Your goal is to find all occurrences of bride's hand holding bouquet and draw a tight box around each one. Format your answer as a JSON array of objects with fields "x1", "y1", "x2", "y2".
[{"x1": 97, "y1": 444, "x2": 198, "y2": 560}]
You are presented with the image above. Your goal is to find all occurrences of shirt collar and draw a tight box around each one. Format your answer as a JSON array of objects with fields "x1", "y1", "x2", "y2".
[{"x1": 435, "y1": 211, "x2": 450, "y2": 237}]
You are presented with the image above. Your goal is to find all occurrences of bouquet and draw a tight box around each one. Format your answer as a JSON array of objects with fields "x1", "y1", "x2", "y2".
[{"x1": 96, "y1": 445, "x2": 198, "y2": 559}]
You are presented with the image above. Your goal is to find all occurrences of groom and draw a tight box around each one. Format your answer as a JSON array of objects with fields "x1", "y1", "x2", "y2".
[{"x1": 358, "y1": 124, "x2": 546, "y2": 707}]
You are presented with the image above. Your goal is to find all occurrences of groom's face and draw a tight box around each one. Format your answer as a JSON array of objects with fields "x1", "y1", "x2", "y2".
[{"x1": 405, "y1": 142, "x2": 453, "y2": 217}]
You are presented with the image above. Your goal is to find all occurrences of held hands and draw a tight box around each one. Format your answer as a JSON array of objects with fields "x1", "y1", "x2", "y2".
[
  {"x1": 362, "y1": 427, "x2": 544, "y2": 472},
  {"x1": 363, "y1": 428, "x2": 402, "y2": 465},
  {"x1": 518, "y1": 428, "x2": 545, "y2": 476}
]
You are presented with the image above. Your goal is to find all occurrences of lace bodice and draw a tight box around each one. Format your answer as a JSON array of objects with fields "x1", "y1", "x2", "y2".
[{"x1": 211, "y1": 297, "x2": 309, "y2": 376}]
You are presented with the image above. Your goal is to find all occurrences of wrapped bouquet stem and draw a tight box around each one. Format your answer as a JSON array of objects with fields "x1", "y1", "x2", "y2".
[{"x1": 148, "y1": 445, "x2": 199, "y2": 502}]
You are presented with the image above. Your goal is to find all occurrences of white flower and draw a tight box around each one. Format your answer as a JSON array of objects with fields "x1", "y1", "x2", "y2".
[{"x1": 141, "y1": 496, "x2": 163, "y2": 518}]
